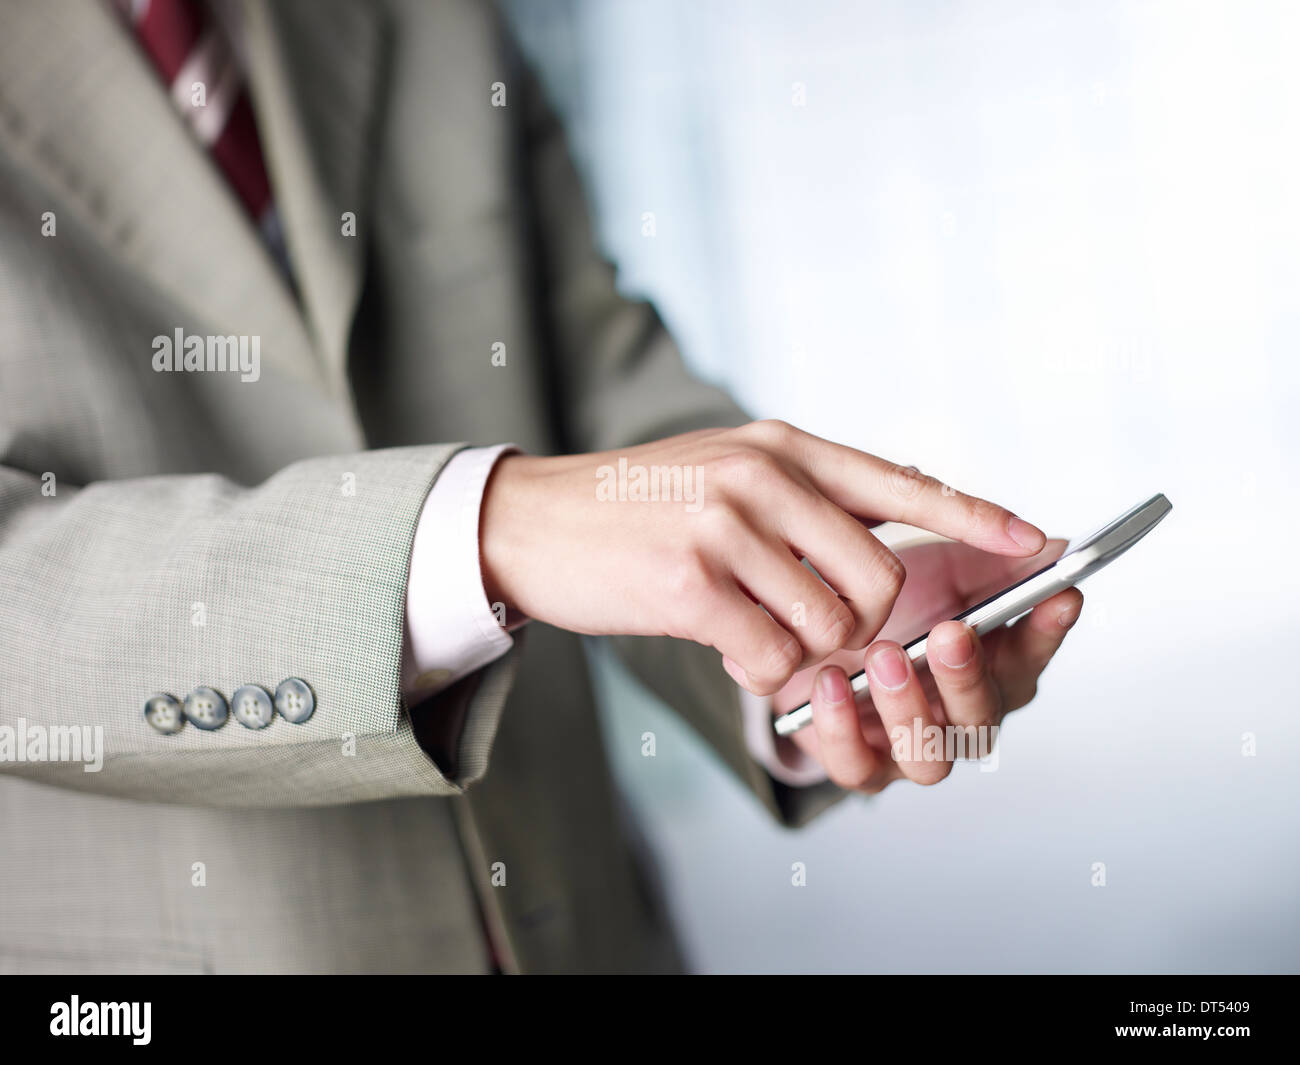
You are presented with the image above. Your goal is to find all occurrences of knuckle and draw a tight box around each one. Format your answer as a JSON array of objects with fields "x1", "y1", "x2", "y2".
[
  {"x1": 839, "y1": 615, "x2": 875, "y2": 650},
  {"x1": 665, "y1": 549, "x2": 718, "y2": 605},
  {"x1": 939, "y1": 663, "x2": 987, "y2": 697},
  {"x1": 958, "y1": 494, "x2": 1002, "y2": 536},
  {"x1": 813, "y1": 601, "x2": 857, "y2": 653},
  {"x1": 694, "y1": 498, "x2": 745, "y2": 545},
  {"x1": 883, "y1": 462, "x2": 934, "y2": 501},
  {"x1": 748, "y1": 418, "x2": 795, "y2": 445},
  {"x1": 712, "y1": 447, "x2": 783, "y2": 493},
  {"x1": 874, "y1": 551, "x2": 907, "y2": 599},
  {"x1": 756, "y1": 634, "x2": 802, "y2": 685}
]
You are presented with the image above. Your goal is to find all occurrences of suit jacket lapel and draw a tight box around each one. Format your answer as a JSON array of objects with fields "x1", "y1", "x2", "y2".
[
  {"x1": 0, "y1": 0, "x2": 323, "y2": 390},
  {"x1": 241, "y1": 0, "x2": 388, "y2": 394}
]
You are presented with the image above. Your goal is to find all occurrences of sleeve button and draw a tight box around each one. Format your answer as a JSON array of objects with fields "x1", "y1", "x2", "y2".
[
  {"x1": 232, "y1": 684, "x2": 275, "y2": 729},
  {"x1": 182, "y1": 686, "x2": 229, "y2": 731},
  {"x1": 143, "y1": 693, "x2": 184, "y2": 735},
  {"x1": 274, "y1": 677, "x2": 315, "y2": 724}
]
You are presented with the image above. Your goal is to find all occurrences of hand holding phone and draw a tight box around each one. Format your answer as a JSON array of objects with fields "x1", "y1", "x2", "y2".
[{"x1": 772, "y1": 494, "x2": 1172, "y2": 737}]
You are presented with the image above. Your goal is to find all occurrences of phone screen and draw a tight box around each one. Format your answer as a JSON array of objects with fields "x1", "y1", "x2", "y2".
[{"x1": 889, "y1": 539, "x2": 1069, "y2": 652}]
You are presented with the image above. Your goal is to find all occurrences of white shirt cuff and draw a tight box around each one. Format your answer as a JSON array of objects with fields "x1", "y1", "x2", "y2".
[
  {"x1": 402, "y1": 443, "x2": 827, "y2": 790},
  {"x1": 739, "y1": 686, "x2": 830, "y2": 788},
  {"x1": 402, "y1": 444, "x2": 519, "y2": 700}
]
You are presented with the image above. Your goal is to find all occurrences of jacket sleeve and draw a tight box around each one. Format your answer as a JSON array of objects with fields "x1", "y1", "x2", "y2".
[
  {"x1": 511, "y1": 36, "x2": 845, "y2": 827},
  {"x1": 0, "y1": 444, "x2": 519, "y2": 807}
]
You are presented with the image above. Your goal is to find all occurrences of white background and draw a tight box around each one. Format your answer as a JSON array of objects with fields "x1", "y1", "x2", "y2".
[{"x1": 507, "y1": 0, "x2": 1300, "y2": 972}]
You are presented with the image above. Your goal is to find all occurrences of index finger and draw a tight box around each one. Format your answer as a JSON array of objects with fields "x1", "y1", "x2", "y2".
[{"x1": 770, "y1": 424, "x2": 1046, "y2": 556}]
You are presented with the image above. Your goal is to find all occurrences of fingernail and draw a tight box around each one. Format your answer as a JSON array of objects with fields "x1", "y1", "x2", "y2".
[
  {"x1": 933, "y1": 624, "x2": 975, "y2": 668},
  {"x1": 817, "y1": 668, "x2": 849, "y2": 704},
  {"x1": 1007, "y1": 515, "x2": 1046, "y2": 552},
  {"x1": 869, "y1": 645, "x2": 909, "y2": 690},
  {"x1": 1057, "y1": 603, "x2": 1081, "y2": 628},
  {"x1": 722, "y1": 656, "x2": 748, "y2": 687}
]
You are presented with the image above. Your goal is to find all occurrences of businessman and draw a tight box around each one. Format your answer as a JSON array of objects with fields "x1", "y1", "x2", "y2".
[{"x1": 0, "y1": 0, "x2": 1082, "y2": 972}]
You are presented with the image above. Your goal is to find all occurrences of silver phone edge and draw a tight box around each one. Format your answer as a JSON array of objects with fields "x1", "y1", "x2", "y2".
[{"x1": 771, "y1": 494, "x2": 1171, "y2": 739}]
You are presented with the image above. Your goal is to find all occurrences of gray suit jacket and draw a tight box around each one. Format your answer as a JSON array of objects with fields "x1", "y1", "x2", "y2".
[{"x1": 0, "y1": 0, "x2": 841, "y2": 973}]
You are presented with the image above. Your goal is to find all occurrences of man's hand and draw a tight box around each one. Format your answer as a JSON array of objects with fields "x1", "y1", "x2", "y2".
[
  {"x1": 775, "y1": 539, "x2": 1083, "y2": 792},
  {"x1": 480, "y1": 420, "x2": 1048, "y2": 697}
]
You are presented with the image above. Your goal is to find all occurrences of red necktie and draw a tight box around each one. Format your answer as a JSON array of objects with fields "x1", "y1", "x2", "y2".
[
  {"x1": 115, "y1": 0, "x2": 509, "y2": 973},
  {"x1": 120, "y1": 0, "x2": 277, "y2": 237}
]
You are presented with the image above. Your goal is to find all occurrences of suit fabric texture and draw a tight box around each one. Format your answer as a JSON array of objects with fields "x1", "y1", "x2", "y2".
[{"x1": 0, "y1": 0, "x2": 842, "y2": 973}]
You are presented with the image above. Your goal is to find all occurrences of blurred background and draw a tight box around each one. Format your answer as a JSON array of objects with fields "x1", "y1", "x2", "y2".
[{"x1": 504, "y1": 0, "x2": 1300, "y2": 972}]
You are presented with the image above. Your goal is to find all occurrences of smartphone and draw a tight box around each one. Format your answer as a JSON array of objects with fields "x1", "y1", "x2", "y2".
[{"x1": 771, "y1": 493, "x2": 1173, "y2": 737}]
